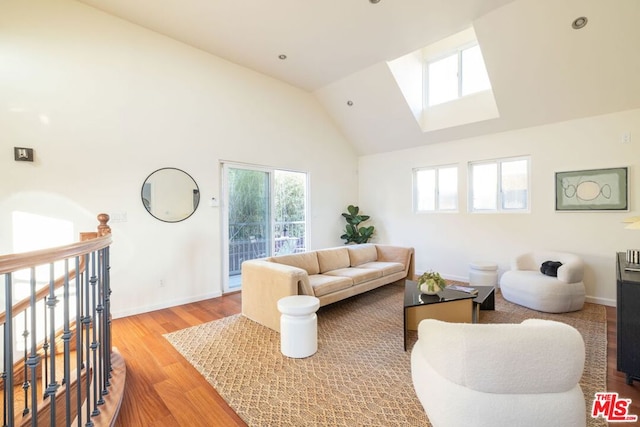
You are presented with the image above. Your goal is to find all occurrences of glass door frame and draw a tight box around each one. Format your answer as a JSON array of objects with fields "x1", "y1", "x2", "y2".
[
  {"x1": 221, "y1": 162, "x2": 272, "y2": 293},
  {"x1": 220, "y1": 161, "x2": 309, "y2": 294}
]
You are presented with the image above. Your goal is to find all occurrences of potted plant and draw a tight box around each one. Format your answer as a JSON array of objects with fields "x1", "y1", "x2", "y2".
[
  {"x1": 417, "y1": 270, "x2": 447, "y2": 295},
  {"x1": 340, "y1": 205, "x2": 375, "y2": 244}
]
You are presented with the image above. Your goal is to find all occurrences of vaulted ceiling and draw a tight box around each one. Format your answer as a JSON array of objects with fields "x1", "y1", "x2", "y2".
[{"x1": 77, "y1": 0, "x2": 640, "y2": 155}]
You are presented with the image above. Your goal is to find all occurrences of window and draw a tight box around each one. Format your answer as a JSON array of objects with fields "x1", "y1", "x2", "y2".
[
  {"x1": 387, "y1": 28, "x2": 499, "y2": 132},
  {"x1": 427, "y1": 44, "x2": 491, "y2": 107},
  {"x1": 469, "y1": 157, "x2": 529, "y2": 212},
  {"x1": 414, "y1": 165, "x2": 458, "y2": 212}
]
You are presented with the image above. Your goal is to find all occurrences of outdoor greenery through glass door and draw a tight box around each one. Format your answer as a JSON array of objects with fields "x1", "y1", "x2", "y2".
[{"x1": 225, "y1": 166, "x2": 307, "y2": 290}]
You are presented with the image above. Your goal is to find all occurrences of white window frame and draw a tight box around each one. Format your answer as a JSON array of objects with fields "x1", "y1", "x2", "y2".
[
  {"x1": 413, "y1": 164, "x2": 459, "y2": 213},
  {"x1": 468, "y1": 156, "x2": 530, "y2": 213},
  {"x1": 425, "y1": 42, "x2": 490, "y2": 107}
]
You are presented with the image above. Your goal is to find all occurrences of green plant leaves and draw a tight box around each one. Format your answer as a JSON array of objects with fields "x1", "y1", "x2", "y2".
[
  {"x1": 341, "y1": 205, "x2": 375, "y2": 244},
  {"x1": 417, "y1": 270, "x2": 446, "y2": 291}
]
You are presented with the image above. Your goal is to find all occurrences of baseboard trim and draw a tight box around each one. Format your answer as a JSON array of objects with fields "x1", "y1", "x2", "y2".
[
  {"x1": 112, "y1": 290, "x2": 223, "y2": 319},
  {"x1": 443, "y1": 274, "x2": 470, "y2": 283},
  {"x1": 586, "y1": 296, "x2": 616, "y2": 307}
]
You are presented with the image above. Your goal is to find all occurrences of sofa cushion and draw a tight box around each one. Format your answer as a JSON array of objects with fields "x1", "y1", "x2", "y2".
[
  {"x1": 324, "y1": 267, "x2": 382, "y2": 285},
  {"x1": 308, "y1": 274, "x2": 353, "y2": 297},
  {"x1": 317, "y1": 247, "x2": 351, "y2": 273},
  {"x1": 357, "y1": 261, "x2": 405, "y2": 276},
  {"x1": 271, "y1": 252, "x2": 319, "y2": 275},
  {"x1": 348, "y1": 244, "x2": 378, "y2": 267}
]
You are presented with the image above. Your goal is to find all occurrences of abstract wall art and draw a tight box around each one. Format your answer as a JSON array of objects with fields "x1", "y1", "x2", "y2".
[{"x1": 555, "y1": 167, "x2": 628, "y2": 211}]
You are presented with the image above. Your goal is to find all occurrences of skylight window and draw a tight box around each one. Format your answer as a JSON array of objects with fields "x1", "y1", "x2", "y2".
[
  {"x1": 461, "y1": 45, "x2": 491, "y2": 96},
  {"x1": 387, "y1": 27, "x2": 499, "y2": 132},
  {"x1": 427, "y1": 54, "x2": 458, "y2": 106},
  {"x1": 427, "y1": 44, "x2": 491, "y2": 107}
]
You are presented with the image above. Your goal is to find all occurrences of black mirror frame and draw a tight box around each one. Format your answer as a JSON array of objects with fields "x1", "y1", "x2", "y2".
[{"x1": 141, "y1": 167, "x2": 200, "y2": 223}]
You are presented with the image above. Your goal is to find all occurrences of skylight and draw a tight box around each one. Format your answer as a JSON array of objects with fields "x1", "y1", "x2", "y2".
[
  {"x1": 427, "y1": 44, "x2": 491, "y2": 107},
  {"x1": 461, "y1": 45, "x2": 491, "y2": 96},
  {"x1": 387, "y1": 28, "x2": 499, "y2": 133}
]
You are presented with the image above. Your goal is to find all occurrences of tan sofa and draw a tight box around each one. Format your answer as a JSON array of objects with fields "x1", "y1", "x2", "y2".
[{"x1": 241, "y1": 244, "x2": 415, "y2": 332}]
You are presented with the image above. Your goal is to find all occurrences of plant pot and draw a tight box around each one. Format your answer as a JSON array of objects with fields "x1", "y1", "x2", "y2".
[{"x1": 419, "y1": 283, "x2": 439, "y2": 295}]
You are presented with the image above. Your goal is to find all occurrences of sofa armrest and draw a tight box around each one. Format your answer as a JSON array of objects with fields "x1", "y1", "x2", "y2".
[
  {"x1": 415, "y1": 318, "x2": 585, "y2": 394},
  {"x1": 241, "y1": 259, "x2": 309, "y2": 332},
  {"x1": 557, "y1": 259, "x2": 584, "y2": 283},
  {"x1": 375, "y1": 245, "x2": 415, "y2": 279},
  {"x1": 512, "y1": 252, "x2": 536, "y2": 271}
]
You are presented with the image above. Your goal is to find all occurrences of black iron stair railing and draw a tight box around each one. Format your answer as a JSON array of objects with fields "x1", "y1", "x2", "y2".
[{"x1": 0, "y1": 214, "x2": 124, "y2": 427}]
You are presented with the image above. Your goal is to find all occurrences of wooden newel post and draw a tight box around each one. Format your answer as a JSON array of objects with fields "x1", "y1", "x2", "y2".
[
  {"x1": 79, "y1": 213, "x2": 111, "y2": 241},
  {"x1": 97, "y1": 213, "x2": 111, "y2": 236}
]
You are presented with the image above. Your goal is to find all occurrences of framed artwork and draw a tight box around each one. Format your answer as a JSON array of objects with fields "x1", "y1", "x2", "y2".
[{"x1": 555, "y1": 167, "x2": 628, "y2": 211}]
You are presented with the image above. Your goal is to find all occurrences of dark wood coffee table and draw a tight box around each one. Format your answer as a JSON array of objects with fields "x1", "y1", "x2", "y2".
[{"x1": 403, "y1": 280, "x2": 495, "y2": 350}]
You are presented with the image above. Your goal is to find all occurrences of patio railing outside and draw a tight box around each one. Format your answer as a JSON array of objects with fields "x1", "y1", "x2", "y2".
[{"x1": 229, "y1": 221, "x2": 306, "y2": 276}]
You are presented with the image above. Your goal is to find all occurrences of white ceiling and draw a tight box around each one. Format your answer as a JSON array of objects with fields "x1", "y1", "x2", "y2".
[{"x1": 77, "y1": 0, "x2": 640, "y2": 155}]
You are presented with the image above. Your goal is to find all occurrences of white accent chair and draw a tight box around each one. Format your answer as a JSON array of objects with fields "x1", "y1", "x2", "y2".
[
  {"x1": 499, "y1": 251, "x2": 586, "y2": 313},
  {"x1": 411, "y1": 319, "x2": 586, "y2": 427}
]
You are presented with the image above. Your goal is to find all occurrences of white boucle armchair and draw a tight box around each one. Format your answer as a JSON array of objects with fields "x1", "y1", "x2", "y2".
[
  {"x1": 499, "y1": 251, "x2": 586, "y2": 313},
  {"x1": 411, "y1": 319, "x2": 586, "y2": 427}
]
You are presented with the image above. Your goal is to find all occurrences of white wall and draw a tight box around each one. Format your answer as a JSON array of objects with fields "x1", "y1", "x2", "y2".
[
  {"x1": 359, "y1": 108, "x2": 640, "y2": 306},
  {"x1": 0, "y1": 0, "x2": 359, "y2": 317}
]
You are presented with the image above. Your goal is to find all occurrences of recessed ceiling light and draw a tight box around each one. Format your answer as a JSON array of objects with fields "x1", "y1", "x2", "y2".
[
  {"x1": 572, "y1": 16, "x2": 588, "y2": 30},
  {"x1": 369, "y1": 0, "x2": 381, "y2": 4},
  {"x1": 347, "y1": 100, "x2": 354, "y2": 106},
  {"x1": 278, "y1": 54, "x2": 287, "y2": 60}
]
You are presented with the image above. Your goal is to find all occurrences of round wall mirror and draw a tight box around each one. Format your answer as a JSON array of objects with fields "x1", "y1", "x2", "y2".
[{"x1": 141, "y1": 167, "x2": 200, "y2": 223}]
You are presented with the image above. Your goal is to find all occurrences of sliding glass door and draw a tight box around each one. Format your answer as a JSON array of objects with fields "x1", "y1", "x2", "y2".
[{"x1": 222, "y1": 163, "x2": 307, "y2": 293}]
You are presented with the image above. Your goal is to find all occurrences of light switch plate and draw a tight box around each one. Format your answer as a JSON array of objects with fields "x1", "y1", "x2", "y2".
[{"x1": 14, "y1": 147, "x2": 34, "y2": 161}]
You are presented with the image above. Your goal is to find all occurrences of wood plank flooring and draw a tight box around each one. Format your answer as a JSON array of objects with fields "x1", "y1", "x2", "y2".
[
  {"x1": 112, "y1": 294, "x2": 639, "y2": 426},
  {"x1": 111, "y1": 293, "x2": 246, "y2": 427}
]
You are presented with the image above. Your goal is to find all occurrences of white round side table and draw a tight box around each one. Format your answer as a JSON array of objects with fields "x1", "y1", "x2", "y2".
[
  {"x1": 277, "y1": 295, "x2": 320, "y2": 358},
  {"x1": 469, "y1": 261, "x2": 498, "y2": 286}
]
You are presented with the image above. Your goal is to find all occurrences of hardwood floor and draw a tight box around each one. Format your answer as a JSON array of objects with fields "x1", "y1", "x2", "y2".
[
  {"x1": 112, "y1": 295, "x2": 639, "y2": 426},
  {"x1": 111, "y1": 292, "x2": 246, "y2": 427}
]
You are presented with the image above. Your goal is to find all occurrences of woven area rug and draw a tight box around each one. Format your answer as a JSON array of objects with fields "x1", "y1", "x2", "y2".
[{"x1": 164, "y1": 283, "x2": 607, "y2": 427}]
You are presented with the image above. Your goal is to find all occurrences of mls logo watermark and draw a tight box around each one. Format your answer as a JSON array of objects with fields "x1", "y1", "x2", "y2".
[{"x1": 592, "y1": 392, "x2": 638, "y2": 422}]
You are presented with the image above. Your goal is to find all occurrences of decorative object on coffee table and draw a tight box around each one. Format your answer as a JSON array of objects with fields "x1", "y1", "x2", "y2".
[{"x1": 417, "y1": 270, "x2": 446, "y2": 295}]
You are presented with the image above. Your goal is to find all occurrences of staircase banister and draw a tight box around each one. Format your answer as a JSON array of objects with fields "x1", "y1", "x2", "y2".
[
  {"x1": 0, "y1": 233, "x2": 112, "y2": 276},
  {"x1": 0, "y1": 213, "x2": 123, "y2": 426},
  {"x1": 0, "y1": 259, "x2": 85, "y2": 326}
]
